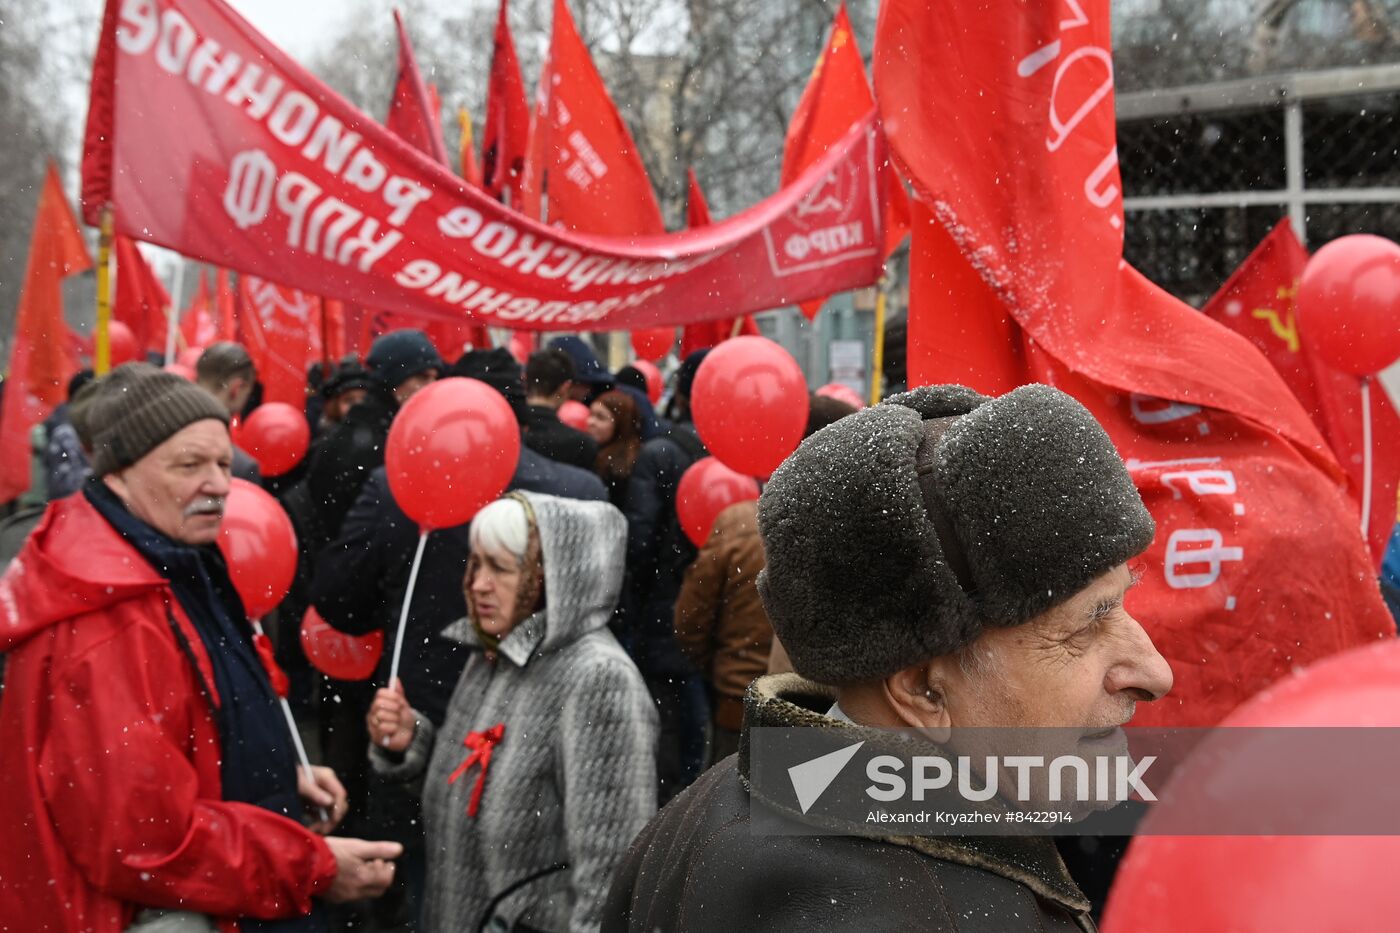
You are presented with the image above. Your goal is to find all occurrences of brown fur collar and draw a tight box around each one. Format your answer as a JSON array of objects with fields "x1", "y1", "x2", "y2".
[{"x1": 738, "y1": 673, "x2": 1091, "y2": 917}]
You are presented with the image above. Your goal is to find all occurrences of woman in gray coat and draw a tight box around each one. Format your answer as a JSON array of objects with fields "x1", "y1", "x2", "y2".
[{"x1": 368, "y1": 491, "x2": 658, "y2": 932}]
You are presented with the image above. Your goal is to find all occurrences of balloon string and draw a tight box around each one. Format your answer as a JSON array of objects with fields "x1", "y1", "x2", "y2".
[
  {"x1": 386, "y1": 531, "x2": 430, "y2": 708},
  {"x1": 252, "y1": 618, "x2": 328, "y2": 824},
  {"x1": 1361, "y1": 376, "x2": 1374, "y2": 541}
]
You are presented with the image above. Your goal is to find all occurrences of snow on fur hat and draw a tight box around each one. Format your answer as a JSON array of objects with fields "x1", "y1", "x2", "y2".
[{"x1": 756, "y1": 383, "x2": 1154, "y2": 685}]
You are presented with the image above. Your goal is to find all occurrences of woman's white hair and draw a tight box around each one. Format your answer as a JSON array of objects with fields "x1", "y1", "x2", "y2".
[{"x1": 469, "y1": 497, "x2": 530, "y2": 560}]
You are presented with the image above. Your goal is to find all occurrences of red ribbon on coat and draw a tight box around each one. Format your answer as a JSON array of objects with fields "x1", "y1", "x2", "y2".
[
  {"x1": 447, "y1": 723, "x2": 506, "y2": 817},
  {"x1": 251, "y1": 631, "x2": 290, "y2": 700}
]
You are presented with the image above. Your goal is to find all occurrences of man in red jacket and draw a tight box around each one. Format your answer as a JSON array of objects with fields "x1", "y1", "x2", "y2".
[{"x1": 0, "y1": 364, "x2": 400, "y2": 932}]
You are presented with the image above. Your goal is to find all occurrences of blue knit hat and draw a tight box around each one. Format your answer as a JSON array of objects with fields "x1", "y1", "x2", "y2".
[{"x1": 366, "y1": 329, "x2": 443, "y2": 390}]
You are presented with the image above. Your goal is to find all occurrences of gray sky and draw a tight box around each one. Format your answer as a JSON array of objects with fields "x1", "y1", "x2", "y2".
[{"x1": 226, "y1": 0, "x2": 384, "y2": 57}]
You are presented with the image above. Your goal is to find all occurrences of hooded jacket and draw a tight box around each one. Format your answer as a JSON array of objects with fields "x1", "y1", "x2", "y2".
[
  {"x1": 0, "y1": 493, "x2": 336, "y2": 932},
  {"x1": 371, "y1": 492, "x2": 657, "y2": 933}
]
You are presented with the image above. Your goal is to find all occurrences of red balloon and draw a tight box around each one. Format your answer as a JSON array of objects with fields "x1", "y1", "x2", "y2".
[
  {"x1": 676, "y1": 457, "x2": 761, "y2": 547},
  {"x1": 1296, "y1": 234, "x2": 1400, "y2": 375},
  {"x1": 633, "y1": 360, "x2": 664, "y2": 404},
  {"x1": 692, "y1": 336, "x2": 809, "y2": 477},
  {"x1": 631, "y1": 327, "x2": 675, "y2": 361},
  {"x1": 386, "y1": 377, "x2": 520, "y2": 530},
  {"x1": 163, "y1": 362, "x2": 197, "y2": 381},
  {"x1": 177, "y1": 346, "x2": 204, "y2": 369},
  {"x1": 1103, "y1": 640, "x2": 1400, "y2": 933},
  {"x1": 300, "y1": 607, "x2": 384, "y2": 681},
  {"x1": 217, "y1": 478, "x2": 298, "y2": 619},
  {"x1": 558, "y1": 399, "x2": 590, "y2": 432},
  {"x1": 108, "y1": 321, "x2": 141, "y2": 366},
  {"x1": 815, "y1": 382, "x2": 866, "y2": 410},
  {"x1": 239, "y1": 402, "x2": 311, "y2": 476}
]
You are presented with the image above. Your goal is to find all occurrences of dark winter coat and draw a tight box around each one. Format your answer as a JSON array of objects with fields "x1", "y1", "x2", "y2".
[
  {"x1": 311, "y1": 447, "x2": 607, "y2": 723},
  {"x1": 523, "y1": 403, "x2": 599, "y2": 471},
  {"x1": 602, "y1": 674, "x2": 1095, "y2": 933},
  {"x1": 301, "y1": 381, "x2": 398, "y2": 549},
  {"x1": 620, "y1": 424, "x2": 706, "y2": 680}
]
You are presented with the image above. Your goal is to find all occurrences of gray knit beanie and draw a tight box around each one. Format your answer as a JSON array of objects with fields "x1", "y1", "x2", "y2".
[
  {"x1": 89, "y1": 363, "x2": 230, "y2": 476},
  {"x1": 756, "y1": 383, "x2": 1154, "y2": 685}
]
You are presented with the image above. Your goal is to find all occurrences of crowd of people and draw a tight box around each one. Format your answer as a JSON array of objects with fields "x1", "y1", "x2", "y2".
[{"x1": 0, "y1": 329, "x2": 1184, "y2": 932}]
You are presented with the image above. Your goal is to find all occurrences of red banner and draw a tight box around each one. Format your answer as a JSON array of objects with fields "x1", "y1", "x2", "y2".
[
  {"x1": 239, "y1": 275, "x2": 320, "y2": 407},
  {"x1": 680, "y1": 168, "x2": 758, "y2": 357},
  {"x1": 83, "y1": 0, "x2": 885, "y2": 332},
  {"x1": 1202, "y1": 219, "x2": 1400, "y2": 563},
  {"x1": 179, "y1": 269, "x2": 214, "y2": 349},
  {"x1": 878, "y1": 1, "x2": 1393, "y2": 727},
  {"x1": 113, "y1": 233, "x2": 171, "y2": 353},
  {"x1": 481, "y1": 0, "x2": 530, "y2": 206}
]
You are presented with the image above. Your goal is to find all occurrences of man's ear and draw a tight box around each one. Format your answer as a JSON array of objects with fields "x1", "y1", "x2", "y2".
[
  {"x1": 881, "y1": 659, "x2": 955, "y2": 739},
  {"x1": 103, "y1": 471, "x2": 131, "y2": 505}
]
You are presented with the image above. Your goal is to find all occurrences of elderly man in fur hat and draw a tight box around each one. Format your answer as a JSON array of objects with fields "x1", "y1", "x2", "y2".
[{"x1": 603, "y1": 384, "x2": 1174, "y2": 932}]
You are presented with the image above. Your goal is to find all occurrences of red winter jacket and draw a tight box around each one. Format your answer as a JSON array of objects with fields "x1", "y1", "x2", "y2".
[{"x1": 0, "y1": 493, "x2": 337, "y2": 932}]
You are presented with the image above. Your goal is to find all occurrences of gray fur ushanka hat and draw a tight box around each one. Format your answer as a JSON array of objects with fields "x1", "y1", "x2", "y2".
[{"x1": 756, "y1": 384, "x2": 1154, "y2": 685}]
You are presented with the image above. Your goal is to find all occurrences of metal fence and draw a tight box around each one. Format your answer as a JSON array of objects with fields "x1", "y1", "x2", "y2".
[{"x1": 1118, "y1": 62, "x2": 1400, "y2": 305}]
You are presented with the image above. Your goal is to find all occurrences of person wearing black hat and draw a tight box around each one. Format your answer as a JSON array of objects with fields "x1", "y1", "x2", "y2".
[
  {"x1": 299, "y1": 329, "x2": 442, "y2": 555},
  {"x1": 547, "y1": 335, "x2": 615, "y2": 403},
  {"x1": 603, "y1": 384, "x2": 1174, "y2": 932},
  {"x1": 317, "y1": 359, "x2": 375, "y2": 434},
  {"x1": 0, "y1": 363, "x2": 403, "y2": 931},
  {"x1": 308, "y1": 348, "x2": 607, "y2": 929},
  {"x1": 523, "y1": 348, "x2": 600, "y2": 470}
]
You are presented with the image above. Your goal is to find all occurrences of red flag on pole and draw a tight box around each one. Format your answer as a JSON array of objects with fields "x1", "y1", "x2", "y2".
[
  {"x1": 482, "y1": 0, "x2": 530, "y2": 207},
  {"x1": 876, "y1": 0, "x2": 1393, "y2": 727},
  {"x1": 679, "y1": 168, "x2": 759, "y2": 358},
  {"x1": 0, "y1": 164, "x2": 91, "y2": 503},
  {"x1": 179, "y1": 269, "x2": 215, "y2": 350},
  {"x1": 782, "y1": 2, "x2": 910, "y2": 320},
  {"x1": 386, "y1": 10, "x2": 450, "y2": 167},
  {"x1": 113, "y1": 234, "x2": 171, "y2": 354},
  {"x1": 520, "y1": 0, "x2": 665, "y2": 236},
  {"x1": 1203, "y1": 219, "x2": 1400, "y2": 563}
]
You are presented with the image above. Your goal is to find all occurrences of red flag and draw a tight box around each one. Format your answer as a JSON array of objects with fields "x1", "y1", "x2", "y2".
[
  {"x1": 482, "y1": 0, "x2": 531, "y2": 206},
  {"x1": 179, "y1": 270, "x2": 215, "y2": 349},
  {"x1": 458, "y1": 108, "x2": 483, "y2": 188},
  {"x1": 520, "y1": 0, "x2": 664, "y2": 236},
  {"x1": 0, "y1": 164, "x2": 91, "y2": 502},
  {"x1": 320, "y1": 298, "x2": 347, "y2": 362},
  {"x1": 679, "y1": 168, "x2": 758, "y2": 358},
  {"x1": 214, "y1": 268, "x2": 238, "y2": 342},
  {"x1": 113, "y1": 234, "x2": 171, "y2": 354},
  {"x1": 386, "y1": 10, "x2": 451, "y2": 167},
  {"x1": 1203, "y1": 219, "x2": 1400, "y2": 563},
  {"x1": 240, "y1": 276, "x2": 319, "y2": 407},
  {"x1": 782, "y1": 2, "x2": 910, "y2": 320},
  {"x1": 877, "y1": 0, "x2": 1392, "y2": 727}
]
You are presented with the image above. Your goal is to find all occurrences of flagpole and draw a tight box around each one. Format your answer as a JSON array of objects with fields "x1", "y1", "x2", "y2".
[
  {"x1": 869, "y1": 280, "x2": 888, "y2": 407},
  {"x1": 94, "y1": 208, "x2": 114, "y2": 375},
  {"x1": 164, "y1": 258, "x2": 185, "y2": 366}
]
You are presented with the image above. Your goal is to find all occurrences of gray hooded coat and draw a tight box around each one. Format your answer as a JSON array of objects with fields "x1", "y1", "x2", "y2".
[{"x1": 370, "y1": 492, "x2": 658, "y2": 932}]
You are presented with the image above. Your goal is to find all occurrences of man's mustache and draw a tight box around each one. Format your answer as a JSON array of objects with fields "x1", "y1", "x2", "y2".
[{"x1": 184, "y1": 497, "x2": 226, "y2": 518}]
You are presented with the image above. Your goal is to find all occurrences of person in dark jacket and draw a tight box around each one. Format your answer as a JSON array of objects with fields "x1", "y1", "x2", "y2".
[
  {"x1": 523, "y1": 348, "x2": 599, "y2": 470},
  {"x1": 195, "y1": 342, "x2": 263, "y2": 484},
  {"x1": 589, "y1": 389, "x2": 645, "y2": 509},
  {"x1": 41, "y1": 370, "x2": 95, "y2": 500},
  {"x1": 299, "y1": 329, "x2": 441, "y2": 557},
  {"x1": 603, "y1": 384, "x2": 1174, "y2": 932},
  {"x1": 310, "y1": 347, "x2": 605, "y2": 929},
  {"x1": 621, "y1": 349, "x2": 709, "y2": 801},
  {"x1": 675, "y1": 394, "x2": 858, "y2": 762},
  {"x1": 548, "y1": 335, "x2": 614, "y2": 403}
]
